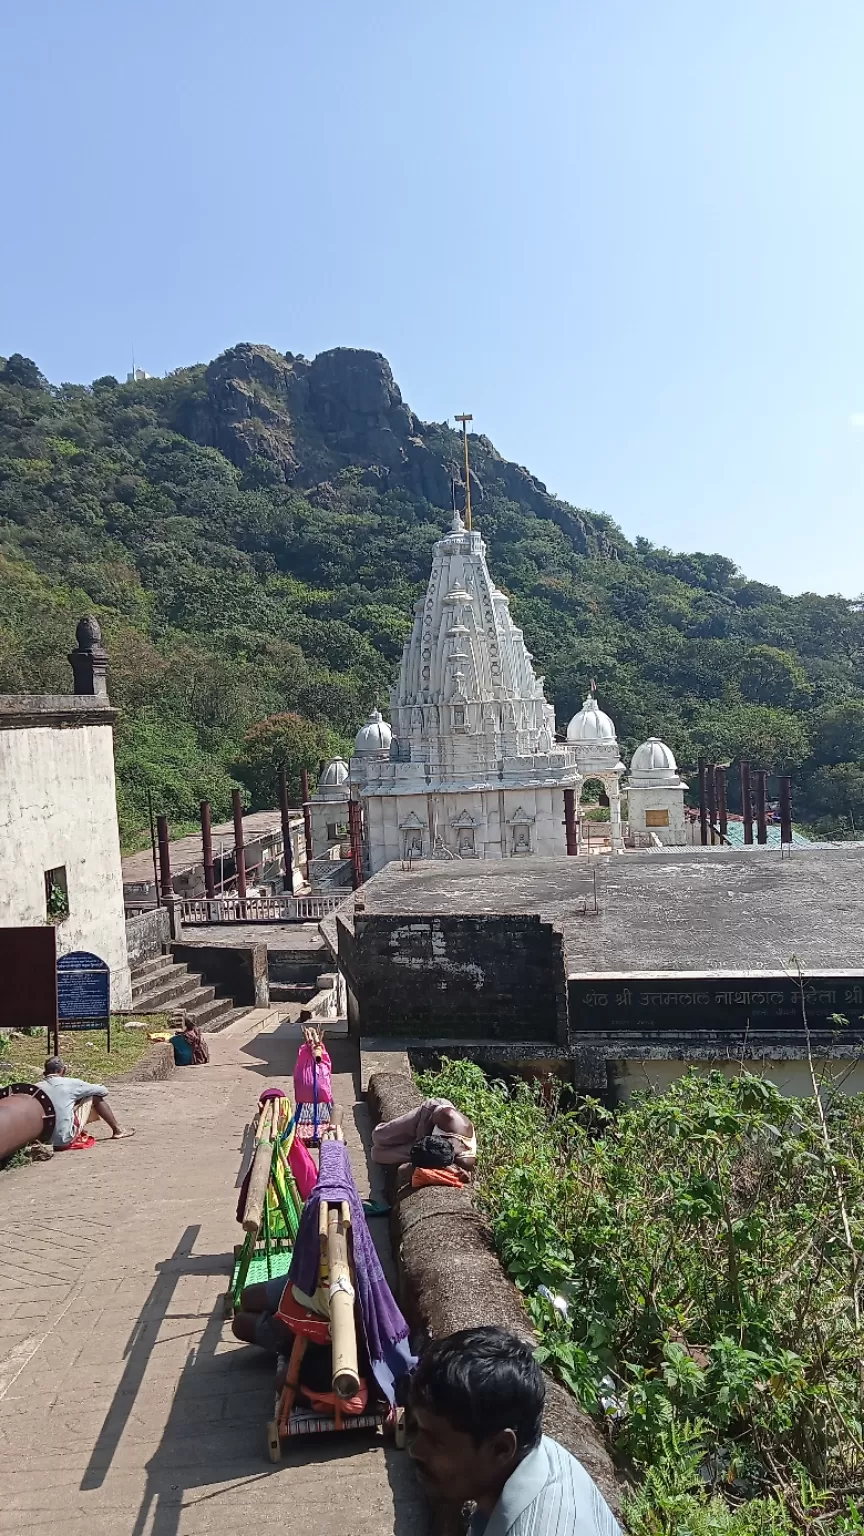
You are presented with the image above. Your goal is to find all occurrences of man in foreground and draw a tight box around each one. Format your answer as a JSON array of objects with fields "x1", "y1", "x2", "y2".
[
  {"x1": 409, "y1": 1326, "x2": 621, "y2": 1536},
  {"x1": 36, "y1": 1057, "x2": 134, "y2": 1148}
]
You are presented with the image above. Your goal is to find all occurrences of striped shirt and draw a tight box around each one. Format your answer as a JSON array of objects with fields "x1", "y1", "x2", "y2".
[{"x1": 468, "y1": 1436, "x2": 622, "y2": 1536}]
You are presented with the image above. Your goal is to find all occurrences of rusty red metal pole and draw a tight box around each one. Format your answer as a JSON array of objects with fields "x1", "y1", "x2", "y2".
[
  {"x1": 278, "y1": 767, "x2": 295, "y2": 894},
  {"x1": 300, "y1": 768, "x2": 313, "y2": 868},
  {"x1": 779, "y1": 775, "x2": 793, "y2": 846},
  {"x1": 232, "y1": 788, "x2": 247, "y2": 898},
  {"x1": 348, "y1": 798, "x2": 365, "y2": 888},
  {"x1": 740, "y1": 762, "x2": 753, "y2": 844},
  {"x1": 716, "y1": 767, "x2": 728, "y2": 842},
  {"x1": 563, "y1": 788, "x2": 578, "y2": 855},
  {"x1": 156, "y1": 814, "x2": 172, "y2": 901},
  {"x1": 755, "y1": 770, "x2": 769, "y2": 845},
  {"x1": 200, "y1": 801, "x2": 215, "y2": 899},
  {"x1": 697, "y1": 758, "x2": 708, "y2": 846}
]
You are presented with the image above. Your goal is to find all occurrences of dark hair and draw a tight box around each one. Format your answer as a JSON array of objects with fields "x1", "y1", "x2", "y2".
[
  {"x1": 410, "y1": 1327, "x2": 545, "y2": 1452},
  {"x1": 44, "y1": 1056, "x2": 65, "y2": 1075}
]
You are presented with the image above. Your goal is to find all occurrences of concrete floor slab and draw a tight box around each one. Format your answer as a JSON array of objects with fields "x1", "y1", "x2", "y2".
[{"x1": 0, "y1": 1016, "x2": 426, "y2": 1536}]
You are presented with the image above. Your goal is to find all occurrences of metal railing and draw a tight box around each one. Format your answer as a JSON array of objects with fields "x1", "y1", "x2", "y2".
[{"x1": 180, "y1": 894, "x2": 346, "y2": 924}]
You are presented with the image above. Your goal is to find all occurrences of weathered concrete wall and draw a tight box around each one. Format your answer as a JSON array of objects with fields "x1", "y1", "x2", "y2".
[
  {"x1": 171, "y1": 941, "x2": 269, "y2": 1007},
  {"x1": 339, "y1": 912, "x2": 568, "y2": 1043},
  {"x1": 0, "y1": 702, "x2": 131, "y2": 1008},
  {"x1": 367, "y1": 1071, "x2": 621, "y2": 1519},
  {"x1": 613, "y1": 1055, "x2": 864, "y2": 1100},
  {"x1": 125, "y1": 908, "x2": 170, "y2": 968}
]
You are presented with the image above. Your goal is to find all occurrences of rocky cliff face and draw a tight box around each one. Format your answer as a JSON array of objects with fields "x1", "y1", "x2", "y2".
[{"x1": 182, "y1": 342, "x2": 623, "y2": 559}]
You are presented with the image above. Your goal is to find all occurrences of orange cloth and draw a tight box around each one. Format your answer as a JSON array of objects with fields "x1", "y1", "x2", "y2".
[
  {"x1": 301, "y1": 1379, "x2": 369, "y2": 1416},
  {"x1": 411, "y1": 1166, "x2": 467, "y2": 1190}
]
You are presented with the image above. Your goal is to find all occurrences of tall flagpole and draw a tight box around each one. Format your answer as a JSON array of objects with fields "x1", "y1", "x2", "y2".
[{"x1": 454, "y1": 412, "x2": 473, "y2": 529}]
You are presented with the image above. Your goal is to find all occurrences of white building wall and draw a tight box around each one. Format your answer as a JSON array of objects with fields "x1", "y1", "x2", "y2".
[
  {"x1": 0, "y1": 714, "x2": 132, "y2": 1008},
  {"x1": 626, "y1": 784, "x2": 687, "y2": 846}
]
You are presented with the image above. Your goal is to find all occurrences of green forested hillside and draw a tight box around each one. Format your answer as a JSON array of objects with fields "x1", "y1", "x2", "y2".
[{"x1": 1, "y1": 343, "x2": 863, "y2": 848}]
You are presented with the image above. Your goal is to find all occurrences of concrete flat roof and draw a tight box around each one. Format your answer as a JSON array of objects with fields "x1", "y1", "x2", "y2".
[
  {"x1": 347, "y1": 847, "x2": 864, "y2": 976},
  {"x1": 122, "y1": 808, "x2": 300, "y2": 884}
]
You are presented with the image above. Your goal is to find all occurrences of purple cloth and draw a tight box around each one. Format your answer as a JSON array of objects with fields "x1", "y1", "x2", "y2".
[{"x1": 288, "y1": 1140, "x2": 415, "y2": 1404}]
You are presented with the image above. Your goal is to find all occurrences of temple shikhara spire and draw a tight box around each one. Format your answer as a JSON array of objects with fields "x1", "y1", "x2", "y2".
[
  {"x1": 346, "y1": 471, "x2": 582, "y2": 871},
  {"x1": 309, "y1": 412, "x2": 690, "y2": 877}
]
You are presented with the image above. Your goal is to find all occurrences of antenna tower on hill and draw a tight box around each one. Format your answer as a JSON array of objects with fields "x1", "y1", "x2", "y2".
[{"x1": 454, "y1": 412, "x2": 473, "y2": 529}]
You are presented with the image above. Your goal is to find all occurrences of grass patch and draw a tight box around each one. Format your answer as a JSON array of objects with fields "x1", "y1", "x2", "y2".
[{"x1": 0, "y1": 1017, "x2": 171, "y2": 1089}]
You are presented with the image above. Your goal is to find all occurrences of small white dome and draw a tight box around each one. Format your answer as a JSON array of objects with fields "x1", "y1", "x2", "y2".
[
  {"x1": 318, "y1": 756, "x2": 349, "y2": 789},
  {"x1": 630, "y1": 737, "x2": 677, "y2": 775},
  {"x1": 567, "y1": 694, "x2": 617, "y2": 743},
  {"x1": 354, "y1": 709, "x2": 392, "y2": 756}
]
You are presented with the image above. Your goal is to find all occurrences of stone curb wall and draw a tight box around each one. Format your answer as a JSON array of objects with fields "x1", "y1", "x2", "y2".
[
  {"x1": 366, "y1": 1070, "x2": 622, "y2": 1518},
  {"x1": 111, "y1": 1040, "x2": 175, "y2": 1084}
]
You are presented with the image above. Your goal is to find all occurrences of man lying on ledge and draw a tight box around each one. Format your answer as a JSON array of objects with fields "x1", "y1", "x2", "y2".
[
  {"x1": 408, "y1": 1327, "x2": 621, "y2": 1536},
  {"x1": 36, "y1": 1057, "x2": 134, "y2": 1148}
]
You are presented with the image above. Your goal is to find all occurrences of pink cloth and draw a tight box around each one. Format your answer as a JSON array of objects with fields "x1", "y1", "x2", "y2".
[
  {"x1": 293, "y1": 1042, "x2": 333, "y2": 1105},
  {"x1": 288, "y1": 1133, "x2": 317, "y2": 1201}
]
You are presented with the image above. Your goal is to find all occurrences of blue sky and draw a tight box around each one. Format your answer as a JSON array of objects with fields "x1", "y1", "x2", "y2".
[{"x1": 2, "y1": 1, "x2": 863, "y2": 596}]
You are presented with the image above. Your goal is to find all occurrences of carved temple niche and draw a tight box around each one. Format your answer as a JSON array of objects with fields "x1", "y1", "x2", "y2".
[
  {"x1": 450, "y1": 809, "x2": 478, "y2": 858},
  {"x1": 399, "y1": 811, "x2": 426, "y2": 860},
  {"x1": 506, "y1": 806, "x2": 535, "y2": 856}
]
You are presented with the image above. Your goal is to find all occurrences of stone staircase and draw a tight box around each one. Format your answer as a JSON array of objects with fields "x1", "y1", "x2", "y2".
[{"x1": 129, "y1": 953, "x2": 248, "y2": 1032}]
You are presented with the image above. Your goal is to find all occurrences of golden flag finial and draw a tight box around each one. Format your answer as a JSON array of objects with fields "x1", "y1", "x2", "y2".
[{"x1": 454, "y1": 413, "x2": 473, "y2": 529}]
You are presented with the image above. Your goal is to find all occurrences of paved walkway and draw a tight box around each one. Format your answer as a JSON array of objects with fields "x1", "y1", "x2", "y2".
[{"x1": 0, "y1": 1015, "x2": 426, "y2": 1536}]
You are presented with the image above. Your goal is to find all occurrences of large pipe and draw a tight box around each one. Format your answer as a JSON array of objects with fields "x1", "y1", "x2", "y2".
[
  {"x1": 300, "y1": 769, "x2": 314, "y2": 867},
  {"x1": 156, "y1": 815, "x2": 172, "y2": 900},
  {"x1": 779, "y1": 775, "x2": 793, "y2": 846},
  {"x1": 740, "y1": 762, "x2": 753, "y2": 844},
  {"x1": 563, "y1": 788, "x2": 578, "y2": 855},
  {"x1": 755, "y1": 770, "x2": 769, "y2": 845},
  {"x1": 232, "y1": 788, "x2": 247, "y2": 899},
  {"x1": 348, "y1": 798, "x2": 365, "y2": 888},
  {"x1": 0, "y1": 1084, "x2": 56, "y2": 1162},
  {"x1": 716, "y1": 767, "x2": 728, "y2": 842},
  {"x1": 278, "y1": 767, "x2": 295, "y2": 894},
  {"x1": 697, "y1": 758, "x2": 708, "y2": 846},
  {"x1": 706, "y1": 763, "x2": 717, "y2": 846},
  {"x1": 201, "y1": 801, "x2": 215, "y2": 899}
]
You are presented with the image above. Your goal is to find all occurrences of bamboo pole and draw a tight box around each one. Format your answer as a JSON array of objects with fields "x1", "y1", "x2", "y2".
[
  {"x1": 242, "y1": 1101, "x2": 276, "y2": 1234},
  {"x1": 327, "y1": 1204, "x2": 360, "y2": 1400}
]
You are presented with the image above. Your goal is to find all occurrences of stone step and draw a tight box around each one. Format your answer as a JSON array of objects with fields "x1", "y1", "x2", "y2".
[
  {"x1": 131, "y1": 962, "x2": 188, "y2": 1001},
  {"x1": 132, "y1": 973, "x2": 214, "y2": 1015},
  {"x1": 185, "y1": 993, "x2": 238, "y2": 1030},
  {"x1": 130, "y1": 953, "x2": 175, "y2": 983}
]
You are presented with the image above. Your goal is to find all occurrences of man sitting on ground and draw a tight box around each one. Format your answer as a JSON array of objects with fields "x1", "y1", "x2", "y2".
[
  {"x1": 408, "y1": 1326, "x2": 621, "y2": 1536},
  {"x1": 36, "y1": 1057, "x2": 134, "y2": 1148}
]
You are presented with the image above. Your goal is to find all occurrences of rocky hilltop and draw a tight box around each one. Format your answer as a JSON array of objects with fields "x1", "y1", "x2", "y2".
[
  {"x1": 176, "y1": 343, "x2": 623, "y2": 558},
  {"x1": 1, "y1": 340, "x2": 862, "y2": 848}
]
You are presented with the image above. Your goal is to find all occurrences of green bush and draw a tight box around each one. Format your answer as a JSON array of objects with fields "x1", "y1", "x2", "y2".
[{"x1": 418, "y1": 1060, "x2": 864, "y2": 1535}]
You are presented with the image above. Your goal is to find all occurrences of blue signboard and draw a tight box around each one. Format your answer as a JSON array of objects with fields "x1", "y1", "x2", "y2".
[{"x1": 56, "y1": 951, "x2": 111, "y2": 1048}]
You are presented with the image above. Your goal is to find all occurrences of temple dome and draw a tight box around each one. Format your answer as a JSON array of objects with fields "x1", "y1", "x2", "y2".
[
  {"x1": 354, "y1": 709, "x2": 392, "y2": 756},
  {"x1": 567, "y1": 695, "x2": 617, "y2": 743},
  {"x1": 318, "y1": 756, "x2": 349, "y2": 790},
  {"x1": 630, "y1": 737, "x2": 677, "y2": 775}
]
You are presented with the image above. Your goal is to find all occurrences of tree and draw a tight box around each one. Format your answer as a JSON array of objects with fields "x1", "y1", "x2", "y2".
[
  {"x1": 809, "y1": 701, "x2": 864, "y2": 766},
  {"x1": 739, "y1": 645, "x2": 810, "y2": 708},
  {"x1": 691, "y1": 702, "x2": 810, "y2": 770},
  {"x1": 232, "y1": 713, "x2": 344, "y2": 809},
  {"x1": 1, "y1": 353, "x2": 49, "y2": 390}
]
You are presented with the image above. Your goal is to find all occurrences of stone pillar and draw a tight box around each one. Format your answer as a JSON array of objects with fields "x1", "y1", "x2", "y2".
[
  {"x1": 68, "y1": 616, "x2": 109, "y2": 697},
  {"x1": 607, "y1": 776, "x2": 624, "y2": 851}
]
